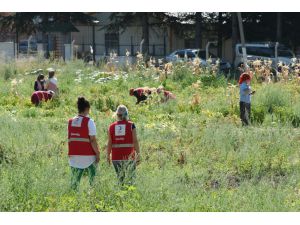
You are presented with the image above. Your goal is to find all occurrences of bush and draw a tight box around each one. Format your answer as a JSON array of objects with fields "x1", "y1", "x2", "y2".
[
  {"x1": 3, "y1": 64, "x2": 17, "y2": 80},
  {"x1": 170, "y1": 63, "x2": 198, "y2": 88},
  {"x1": 273, "y1": 106, "x2": 300, "y2": 127},
  {"x1": 93, "y1": 98, "x2": 105, "y2": 111},
  {"x1": 253, "y1": 84, "x2": 291, "y2": 113},
  {"x1": 251, "y1": 105, "x2": 266, "y2": 124},
  {"x1": 200, "y1": 75, "x2": 227, "y2": 88}
]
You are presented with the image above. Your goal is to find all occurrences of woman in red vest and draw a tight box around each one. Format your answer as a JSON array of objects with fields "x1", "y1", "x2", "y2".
[
  {"x1": 107, "y1": 105, "x2": 140, "y2": 185},
  {"x1": 31, "y1": 90, "x2": 54, "y2": 106},
  {"x1": 68, "y1": 97, "x2": 100, "y2": 190}
]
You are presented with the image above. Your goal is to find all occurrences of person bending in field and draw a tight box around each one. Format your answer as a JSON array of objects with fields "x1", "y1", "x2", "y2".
[
  {"x1": 68, "y1": 97, "x2": 100, "y2": 190},
  {"x1": 34, "y1": 74, "x2": 45, "y2": 91},
  {"x1": 156, "y1": 86, "x2": 176, "y2": 103},
  {"x1": 107, "y1": 105, "x2": 140, "y2": 186},
  {"x1": 31, "y1": 90, "x2": 55, "y2": 106},
  {"x1": 239, "y1": 71, "x2": 255, "y2": 126},
  {"x1": 129, "y1": 87, "x2": 151, "y2": 104}
]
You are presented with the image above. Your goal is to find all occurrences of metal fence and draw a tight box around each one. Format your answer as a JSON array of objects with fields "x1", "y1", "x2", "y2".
[{"x1": 75, "y1": 43, "x2": 167, "y2": 57}]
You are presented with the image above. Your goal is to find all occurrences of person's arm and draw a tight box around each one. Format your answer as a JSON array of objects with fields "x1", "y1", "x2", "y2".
[
  {"x1": 45, "y1": 80, "x2": 49, "y2": 90},
  {"x1": 34, "y1": 81, "x2": 38, "y2": 91},
  {"x1": 90, "y1": 135, "x2": 100, "y2": 163},
  {"x1": 132, "y1": 128, "x2": 140, "y2": 165},
  {"x1": 106, "y1": 129, "x2": 112, "y2": 164},
  {"x1": 88, "y1": 119, "x2": 100, "y2": 163}
]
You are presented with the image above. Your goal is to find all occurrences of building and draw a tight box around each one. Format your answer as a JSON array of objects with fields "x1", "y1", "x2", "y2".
[
  {"x1": 71, "y1": 13, "x2": 185, "y2": 59},
  {"x1": 0, "y1": 12, "x2": 234, "y2": 61}
]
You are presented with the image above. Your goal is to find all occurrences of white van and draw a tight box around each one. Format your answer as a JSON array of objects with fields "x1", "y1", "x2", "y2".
[{"x1": 234, "y1": 43, "x2": 295, "y2": 69}]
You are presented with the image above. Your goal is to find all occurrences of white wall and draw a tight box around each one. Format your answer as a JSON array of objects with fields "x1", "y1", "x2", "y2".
[{"x1": 0, "y1": 42, "x2": 15, "y2": 59}]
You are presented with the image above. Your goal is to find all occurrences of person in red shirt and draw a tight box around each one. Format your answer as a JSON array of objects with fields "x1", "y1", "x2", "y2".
[
  {"x1": 129, "y1": 87, "x2": 151, "y2": 104},
  {"x1": 107, "y1": 105, "x2": 140, "y2": 185},
  {"x1": 156, "y1": 86, "x2": 176, "y2": 103},
  {"x1": 31, "y1": 90, "x2": 54, "y2": 106}
]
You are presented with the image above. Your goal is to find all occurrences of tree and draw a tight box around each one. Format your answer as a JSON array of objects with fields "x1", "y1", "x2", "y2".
[
  {"x1": 217, "y1": 12, "x2": 223, "y2": 57},
  {"x1": 195, "y1": 12, "x2": 202, "y2": 48},
  {"x1": 276, "y1": 12, "x2": 282, "y2": 42},
  {"x1": 231, "y1": 12, "x2": 238, "y2": 63},
  {"x1": 0, "y1": 12, "x2": 94, "y2": 57}
]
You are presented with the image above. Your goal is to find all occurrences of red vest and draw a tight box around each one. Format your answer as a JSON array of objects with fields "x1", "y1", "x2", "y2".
[
  {"x1": 135, "y1": 88, "x2": 144, "y2": 96},
  {"x1": 68, "y1": 115, "x2": 95, "y2": 156},
  {"x1": 109, "y1": 120, "x2": 135, "y2": 160}
]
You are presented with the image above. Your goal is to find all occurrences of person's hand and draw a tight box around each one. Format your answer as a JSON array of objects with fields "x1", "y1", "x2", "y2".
[
  {"x1": 251, "y1": 90, "x2": 256, "y2": 95},
  {"x1": 95, "y1": 153, "x2": 100, "y2": 163},
  {"x1": 136, "y1": 155, "x2": 141, "y2": 166}
]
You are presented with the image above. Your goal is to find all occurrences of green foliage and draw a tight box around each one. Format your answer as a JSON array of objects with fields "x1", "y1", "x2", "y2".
[
  {"x1": 253, "y1": 84, "x2": 291, "y2": 113},
  {"x1": 251, "y1": 105, "x2": 266, "y2": 124},
  {"x1": 200, "y1": 75, "x2": 227, "y2": 88},
  {"x1": 0, "y1": 59, "x2": 300, "y2": 212}
]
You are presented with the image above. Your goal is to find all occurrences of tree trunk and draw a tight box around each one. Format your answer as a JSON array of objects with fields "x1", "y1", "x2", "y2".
[
  {"x1": 231, "y1": 12, "x2": 238, "y2": 64},
  {"x1": 217, "y1": 12, "x2": 223, "y2": 57},
  {"x1": 276, "y1": 12, "x2": 282, "y2": 42},
  {"x1": 195, "y1": 12, "x2": 202, "y2": 48},
  {"x1": 141, "y1": 13, "x2": 149, "y2": 57}
]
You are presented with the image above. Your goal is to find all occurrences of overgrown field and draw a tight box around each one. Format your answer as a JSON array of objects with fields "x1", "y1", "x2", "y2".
[{"x1": 1, "y1": 58, "x2": 300, "y2": 211}]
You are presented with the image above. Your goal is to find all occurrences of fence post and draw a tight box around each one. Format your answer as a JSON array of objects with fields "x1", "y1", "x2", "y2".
[
  {"x1": 163, "y1": 35, "x2": 166, "y2": 56},
  {"x1": 131, "y1": 36, "x2": 134, "y2": 56}
]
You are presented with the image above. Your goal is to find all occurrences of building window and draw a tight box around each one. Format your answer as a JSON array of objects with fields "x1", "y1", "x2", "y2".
[
  {"x1": 105, "y1": 33, "x2": 119, "y2": 55},
  {"x1": 184, "y1": 39, "x2": 195, "y2": 49}
]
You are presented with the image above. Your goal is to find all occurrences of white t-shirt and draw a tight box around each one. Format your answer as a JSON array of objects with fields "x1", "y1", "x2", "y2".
[
  {"x1": 49, "y1": 77, "x2": 58, "y2": 86},
  {"x1": 69, "y1": 116, "x2": 97, "y2": 169}
]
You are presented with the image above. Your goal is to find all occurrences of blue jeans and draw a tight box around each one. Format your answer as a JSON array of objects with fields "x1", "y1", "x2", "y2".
[{"x1": 112, "y1": 160, "x2": 136, "y2": 185}]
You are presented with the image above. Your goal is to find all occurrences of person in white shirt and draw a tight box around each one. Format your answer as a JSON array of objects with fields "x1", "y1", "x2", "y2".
[
  {"x1": 68, "y1": 97, "x2": 100, "y2": 190},
  {"x1": 46, "y1": 68, "x2": 59, "y2": 94}
]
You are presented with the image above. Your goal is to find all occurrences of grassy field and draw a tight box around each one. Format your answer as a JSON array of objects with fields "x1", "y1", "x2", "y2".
[{"x1": 0, "y1": 57, "x2": 300, "y2": 211}]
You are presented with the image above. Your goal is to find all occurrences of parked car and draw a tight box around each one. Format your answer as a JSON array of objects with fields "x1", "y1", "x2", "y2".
[
  {"x1": 166, "y1": 49, "x2": 231, "y2": 73},
  {"x1": 234, "y1": 42, "x2": 295, "y2": 69}
]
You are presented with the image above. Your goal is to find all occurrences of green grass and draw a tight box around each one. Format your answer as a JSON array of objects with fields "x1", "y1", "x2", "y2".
[{"x1": 0, "y1": 59, "x2": 300, "y2": 211}]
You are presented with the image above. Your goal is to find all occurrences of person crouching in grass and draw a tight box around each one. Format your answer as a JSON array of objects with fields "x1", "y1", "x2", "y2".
[
  {"x1": 68, "y1": 97, "x2": 100, "y2": 190},
  {"x1": 129, "y1": 87, "x2": 151, "y2": 104},
  {"x1": 107, "y1": 105, "x2": 140, "y2": 186},
  {"x1": 239, "y1": 72, "x2": 255, "y2": 126},
  {"x1": 31, "y1": 90, "x2": 54, "y2": 106},
  {"x1": 156, "y1": 86, "x2": 176, "y2": 103}
]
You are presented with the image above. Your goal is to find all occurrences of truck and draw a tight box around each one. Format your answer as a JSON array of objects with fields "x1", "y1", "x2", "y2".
[{"x1": 234, "y1": 42, "x2": 295, "y2": 69}]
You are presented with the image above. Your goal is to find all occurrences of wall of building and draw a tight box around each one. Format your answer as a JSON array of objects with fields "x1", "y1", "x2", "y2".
[
  {"x1": 222, "y1": 38, "x2": 233, "y2": 63},
  {"x1": 72, "y1": 13, "x2": 179, "y2": 57},
  {"x1": 0, "y1": 42, "x2": 16, "y2": 59}
]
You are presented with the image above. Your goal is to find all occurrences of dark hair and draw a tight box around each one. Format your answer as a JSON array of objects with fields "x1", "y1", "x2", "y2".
[
  {"x1": 49, "y1": 71, "x2": 55, "y2": 78},
  {"x1": 77, "y1": 97, "x2": 90, "y2": 113},
  {"x1": 37, "y1": 74, "x2": 44, "y2": 81}
]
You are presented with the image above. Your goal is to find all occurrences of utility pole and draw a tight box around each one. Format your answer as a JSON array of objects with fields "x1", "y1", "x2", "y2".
[
  {"x1": 276, "y1": 12, "x2": 282, "y2": 42},
  {"x1": 237, "y1": 12, "x2": 247, "y2": 68},
  {"x1": 92, "y1": 19, "x2": 99, "y2": 63}
]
